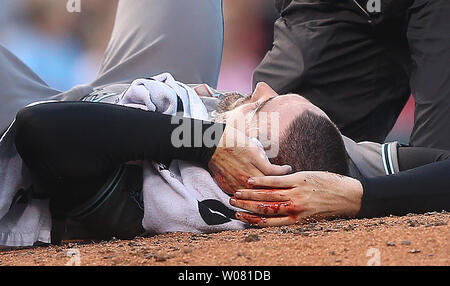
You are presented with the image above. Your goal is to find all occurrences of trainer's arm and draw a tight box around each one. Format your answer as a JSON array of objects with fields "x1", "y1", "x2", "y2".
[
  {"x1": 358, "y1": 159, "x2": 450, "y2": 218},
  {"x1": 230, "y1": 160, "x2": 450, "y2": 226}
]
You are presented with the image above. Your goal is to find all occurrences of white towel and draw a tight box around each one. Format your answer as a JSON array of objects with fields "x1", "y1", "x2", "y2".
[
  {"x1": 0, "y1": 73, "x2": 246, "y2": 246},
  {"x1": 0, "y1": 109, "x2": 52, "y2": 246},
  {"x1": 119, "y1": 73, "x2": 208, "y2": 120},
  {"x1": 120, "y1": 73, "x2": 247, "y2": 234}
]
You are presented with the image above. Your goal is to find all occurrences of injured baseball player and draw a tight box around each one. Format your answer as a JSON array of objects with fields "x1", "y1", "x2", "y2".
[
  {"x1": 0, "y1": 0, "x2": 448, "y2": 247},
  {"x1": 2, "y1": 75, "x2": 448, "y2": 247},
  {"x1": 3, "y1": 76, "x2": 347, "y2": 245}
]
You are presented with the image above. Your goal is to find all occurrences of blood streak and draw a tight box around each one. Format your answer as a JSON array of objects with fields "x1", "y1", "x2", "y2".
[
  {"x1": 239, "y1": 175, "x2": 252, "y2": 188},
  {"x1": 257, "y1": 202, "x2": 291, "y2": 215},
  {"x1": 239, "y1": 213, "x2": 267, "y2": 225},
  {"x1": 213, "y1": 170, "x2": 235, "y2": 194},
  {"x1": 210, "y1": 163, "x2": 237, "y2": 194}
]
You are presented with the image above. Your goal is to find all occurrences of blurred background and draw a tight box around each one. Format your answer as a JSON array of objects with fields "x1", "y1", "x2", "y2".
[{"x1": 0, "y1": 0, "x2": 413, "y2": 143}]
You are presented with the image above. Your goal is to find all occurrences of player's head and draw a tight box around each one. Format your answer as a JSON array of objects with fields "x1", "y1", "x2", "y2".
[{"x1": 215, "y1": 82, "x2": 349, "y2": 175}]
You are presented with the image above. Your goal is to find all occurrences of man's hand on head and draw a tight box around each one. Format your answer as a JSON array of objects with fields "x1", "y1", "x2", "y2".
[{"x1": 208, "y1": 124, "x2": 292, "y2": 195}]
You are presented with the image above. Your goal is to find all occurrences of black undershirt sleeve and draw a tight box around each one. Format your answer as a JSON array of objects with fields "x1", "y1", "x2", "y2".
[
  {"x1": 14, "y1": 101, "x2": 225, "y2": 188},
  {"x1": 397, "y1": 146, "x2": 450, "y2": 171}
]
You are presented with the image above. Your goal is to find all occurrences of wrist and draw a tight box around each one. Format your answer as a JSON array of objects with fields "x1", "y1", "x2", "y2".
[
  {"x1": 199, "y1": 122, "x2": 226, "y2": 166},
  {"x1": 342, "y1": 176, "x2": 363, "y2": 217}
]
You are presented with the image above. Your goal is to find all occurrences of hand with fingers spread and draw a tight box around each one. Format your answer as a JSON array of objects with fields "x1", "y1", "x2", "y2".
[
  {"x1": 229, "y1": 171, "x2": 363, "y2": 227},
  {"x1": 208, "y1": 124, "x2": 292, "y2": 194}
]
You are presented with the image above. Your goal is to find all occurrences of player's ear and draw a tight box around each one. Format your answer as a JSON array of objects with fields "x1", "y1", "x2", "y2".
[{"x1": 252, "y1": 82, "x2": 278, "y2": 102}]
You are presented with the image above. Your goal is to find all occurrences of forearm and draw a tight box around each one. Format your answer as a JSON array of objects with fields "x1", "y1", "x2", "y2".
[
  {"x1": 14, "y1": 101, "x2": 224, "y2": 179},
  {"x1": 357, "y1": 160, "x2": 450, "y2": 218}
]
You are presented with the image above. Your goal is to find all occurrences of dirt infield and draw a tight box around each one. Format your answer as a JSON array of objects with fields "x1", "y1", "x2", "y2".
[{"x1": 0, "y1": 212, "x2": 448, "y2": 266}]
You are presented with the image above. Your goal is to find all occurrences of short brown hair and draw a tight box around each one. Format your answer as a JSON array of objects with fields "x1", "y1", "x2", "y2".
[{"x1": 270, "y1": 111, "x2": 349, "y2": 176}]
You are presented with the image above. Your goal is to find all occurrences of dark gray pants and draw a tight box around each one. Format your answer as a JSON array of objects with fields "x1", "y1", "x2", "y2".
[
  {"x1": 0, "y1": 0, "x2": 223, "y2": 135},
  {"x1": 254, "y1": 0, "x2": 450, "y2": 150}
]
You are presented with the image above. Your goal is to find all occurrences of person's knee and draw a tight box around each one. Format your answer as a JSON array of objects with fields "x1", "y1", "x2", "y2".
[
  {"x1": 14, "y1": 104, "x2": 54, "y2": 157},
  {"x1": 15, "y1": 105, "x2": 40, "y2": 144}
]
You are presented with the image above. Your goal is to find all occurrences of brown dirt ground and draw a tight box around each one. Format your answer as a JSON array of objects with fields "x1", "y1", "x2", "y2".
[{"x1": 0, "y1": 212, "x2": 448, "y2": 266}]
